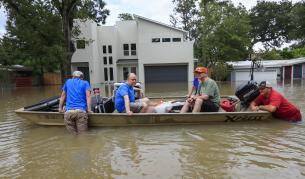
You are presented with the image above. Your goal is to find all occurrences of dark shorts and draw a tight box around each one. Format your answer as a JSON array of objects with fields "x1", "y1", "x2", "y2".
[
  {"x1": 200, "y1": 100, "x2": 219, "y2": 112},
  {"x1": 64, "y1": 110, "x2": 88, "y2": 134},
  {"x1": 188, "y1": 100, "x2": 219, "y2": 112}
]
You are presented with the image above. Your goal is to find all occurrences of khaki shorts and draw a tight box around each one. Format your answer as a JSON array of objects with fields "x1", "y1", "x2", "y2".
[{"x1": 124, "y1": 99, "x2": 145, "y2": 113}]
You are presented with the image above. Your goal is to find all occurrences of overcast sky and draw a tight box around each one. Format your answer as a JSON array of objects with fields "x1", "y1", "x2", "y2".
[{"x1": 0, "y1": 0, "x2": 302, "y2": 37}]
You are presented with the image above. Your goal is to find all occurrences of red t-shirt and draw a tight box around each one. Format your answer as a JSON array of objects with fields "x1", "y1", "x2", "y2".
[{"x1": 254, "y1": 89, "x2": 302, "y2": 121}]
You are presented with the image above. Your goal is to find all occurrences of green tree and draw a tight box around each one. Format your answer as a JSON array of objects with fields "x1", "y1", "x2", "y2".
[
  {"x1": 118, "y1": 13, "x2": 133, "y2": 21},
  {"x1": 170, "y1": 0, "x2": 199, "y2": 40},
  {"x1": 1, "y1": 0, "x2": 110, "y2": 82},
  {"x1": 198, "y1": 1, "x2": 251, "y2": 66},
  {"x1": 290, "y1": 1, "x2": 305, "y2": 46},
  {"x1": 52, "y1": 0, "x2": 109, "y2": 81},
  {"x1": 249, "y1": 0, "x2": 293, "y2": 49},
  {"x1": 0, "y1": 0, "x2": 64, "y2": 79}
]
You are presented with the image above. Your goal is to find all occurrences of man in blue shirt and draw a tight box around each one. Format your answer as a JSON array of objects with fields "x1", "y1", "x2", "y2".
[
  {"x1": 59, "y1": 71, "x2": 92, "y2": 134},
  {"x1": 115, "y1": 73, "x2": 155, "y2": 115}
]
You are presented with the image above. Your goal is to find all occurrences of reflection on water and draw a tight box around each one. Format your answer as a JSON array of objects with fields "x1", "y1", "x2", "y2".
[{"x1": 1, "y1": 80, "x2": 305, "y2": 178}]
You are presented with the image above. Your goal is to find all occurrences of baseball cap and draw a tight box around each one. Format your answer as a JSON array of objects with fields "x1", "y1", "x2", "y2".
[
  {"x1": 194, "y1": 67, "x2": 208, "y2": 74},
  {"x1": 72, "y1": 70, "x2": 83, "y2": 77},
  {"x1": 259, "y1": 81, "x2": 272, "y2": 89}
]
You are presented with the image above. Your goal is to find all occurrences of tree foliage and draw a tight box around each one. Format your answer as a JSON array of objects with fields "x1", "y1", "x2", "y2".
[
  {"x1": 290, "y1": 1, "x2": 305, "y2": 45},
  {"x1": 118, "y1": 13, "x2": 133, "y2": 21},
  {"x1": 197, "y1": 1, "x2": 251, "y2": 65},
  {"x1": 0, "y1": 0, "x2": 110, "y2": 82},
  {"x1": 249, "y1": 0, "x2": 293, "y2": 49},
  {"x1": 170, "y1": 0, "x2": 199, "y2": 40}
]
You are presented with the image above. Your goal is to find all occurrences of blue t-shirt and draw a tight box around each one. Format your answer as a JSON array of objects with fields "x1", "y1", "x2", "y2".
[
  {"x1": 193, "y1": 77, "x2": 199, "y2": 92},
  {"x1": 115, "y1": 83, "x2": 135, "y2": 113},
  {"x1": 62, "y1": 78, "x2": 91, "y2": 111}
]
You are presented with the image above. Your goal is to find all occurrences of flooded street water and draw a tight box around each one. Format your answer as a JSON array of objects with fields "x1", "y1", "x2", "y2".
[{"x1": 1, "y1": 80, "x2": 305, "y2": 178}]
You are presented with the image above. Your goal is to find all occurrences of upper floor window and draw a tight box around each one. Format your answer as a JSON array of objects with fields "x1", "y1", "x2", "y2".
[
  {"x1": 172, "y1": 38, "x2": 181, "y2": 42},
  {"x1": 152, "y1": 38, "x2": 160, "y2": 43},
  {"x1": 103, "y1": 45, "x2": 107, "y2": 54},
  {"x1": 123, "y1": 44, "x2": 129, "y2": 56},
  {"x1": 103, "y1": 57, "x2": 107, "y2": 65},
  {"x1": 76, "y1": 40, "x2": 85, "y2": 49},
  {"x1": 108, "y1": 45, "x2": 112, "y2": 54},
  {"x1": 131, "y1": 44, "x2": 136, "y2": 56},
  {"x1": 162, "y1": 38, "x2": 171, "y2": 42}
]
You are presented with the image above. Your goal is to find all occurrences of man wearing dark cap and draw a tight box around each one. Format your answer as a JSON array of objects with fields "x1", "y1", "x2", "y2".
[
  {"x1": 59, "y1": 70, "x2": 92, "y2": 134},
  {"x1": 250, "y1": 81, "x2": 302, "y2": 122},
  {"x1": 180, "y1": 67, "x2": 220, "y2": 113}
]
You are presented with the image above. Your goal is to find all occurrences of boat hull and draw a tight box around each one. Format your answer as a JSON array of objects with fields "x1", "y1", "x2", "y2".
[{"x1": 15, "y1": 108, "x2": 274, "y2": 127}]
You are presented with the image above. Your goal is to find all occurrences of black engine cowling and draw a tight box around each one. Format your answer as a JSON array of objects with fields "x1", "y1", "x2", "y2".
[{"x1": 235, "y1": 80, "x2": 260, "y2": 107}]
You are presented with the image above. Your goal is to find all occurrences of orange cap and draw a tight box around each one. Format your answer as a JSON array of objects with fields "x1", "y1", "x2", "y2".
[{"x1": 194, "y1": 67, "x2": 208, "y2": 74}]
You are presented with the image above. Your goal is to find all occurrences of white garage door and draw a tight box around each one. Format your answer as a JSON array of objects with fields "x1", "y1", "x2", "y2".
[{"x1": 234, "y1": 71, "x2": 277, "y2": 81}]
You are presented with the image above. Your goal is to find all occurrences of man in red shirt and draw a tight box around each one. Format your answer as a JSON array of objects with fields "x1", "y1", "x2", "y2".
[{"x1": 250, "y1": 81, "x2": 302, "y2": 122}]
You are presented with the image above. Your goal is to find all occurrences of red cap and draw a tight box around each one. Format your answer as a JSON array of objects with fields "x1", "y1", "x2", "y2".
[{"x1": 194, "y1": 67, "x2": 208, "y2": 74}]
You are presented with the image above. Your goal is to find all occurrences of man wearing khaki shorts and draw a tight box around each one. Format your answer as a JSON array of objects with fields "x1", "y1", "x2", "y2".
[
  {"x1": 115, "y1": 73, "x2": 155, "y2": 115},
  {"x1": 59, "y1": 71, "x2": 92, "y2": 134}
]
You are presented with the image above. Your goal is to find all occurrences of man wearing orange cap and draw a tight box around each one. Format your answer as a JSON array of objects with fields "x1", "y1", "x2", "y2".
[{"x1": 180, "y1": 67, "x2": 220, "y2": 113}]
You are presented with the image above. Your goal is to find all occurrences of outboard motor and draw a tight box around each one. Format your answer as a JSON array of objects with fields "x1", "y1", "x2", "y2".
[{"x1": 235, "y1": 80, "x2": 260, "y2": 107}]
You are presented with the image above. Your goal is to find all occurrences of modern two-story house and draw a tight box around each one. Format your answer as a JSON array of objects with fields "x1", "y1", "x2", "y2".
[{"x1": 71, "y1": 15, "x2": 194, "y2": 90}]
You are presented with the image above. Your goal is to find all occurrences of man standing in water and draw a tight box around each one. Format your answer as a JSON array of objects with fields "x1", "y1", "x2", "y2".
[
  {"x1": 115, "y1": 73, "x2": 155, "y2": 115},
  {"x1": 59, "y1": 71, "x2": 92, "y2": 134},
  {"x1": 250, "y1": 81, "x2": 302, "y2": 122}
]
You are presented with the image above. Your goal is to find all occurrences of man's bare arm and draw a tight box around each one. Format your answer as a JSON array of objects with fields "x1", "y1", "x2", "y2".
[
  {"x1": 59, "y1": 91, "x2": 66, "y2": 112},
  {"x1": 258, "y1": 105, "x2": 277, "y2": 113},
  {"x1": 123, "y1": 95, "x2": 132, "y2": 114},
  {"x1": 86, "y1": 90, "x2": 92, "y2": 113}
]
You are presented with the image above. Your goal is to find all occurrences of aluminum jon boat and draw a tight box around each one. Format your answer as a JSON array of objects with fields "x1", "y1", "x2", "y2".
[
  {"x1": 15, "y1": 81, "x2": 276, "y2": 126},
  {"x1": 15, "y1": 107, "x2": 274, "y2": 127}
]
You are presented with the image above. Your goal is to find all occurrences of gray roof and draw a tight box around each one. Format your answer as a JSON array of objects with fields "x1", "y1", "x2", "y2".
[
  {"x1": 116, "y1": 59, "x2": 138, "y2": 65},
  {"x1": 227, "y1": 57, "x2": 305, "y2": 69},
  {"x1": 133, "y1": 14, "x2": 187, "y2": 34}
]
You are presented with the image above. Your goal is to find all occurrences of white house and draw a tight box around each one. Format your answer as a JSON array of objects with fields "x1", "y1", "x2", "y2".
[
  {"x1": 228, "y1": 58, "x2": 305, "y2": 81},
  {"x1": 71, "y1": 15, "x2": 194, "y2": 90}
]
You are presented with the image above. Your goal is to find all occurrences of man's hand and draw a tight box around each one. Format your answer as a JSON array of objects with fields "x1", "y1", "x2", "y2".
[
  {"x1": 250, "y1": 105, "x2": 259, "y2": 112},
  {"x1": 127, "y1": 111, "x2": 133, "y2": 115}
]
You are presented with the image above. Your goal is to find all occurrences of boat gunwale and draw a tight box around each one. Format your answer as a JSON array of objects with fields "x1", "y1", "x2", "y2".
[{"x1": 15, "y1": 108, "x2": 271, "y2": 116}]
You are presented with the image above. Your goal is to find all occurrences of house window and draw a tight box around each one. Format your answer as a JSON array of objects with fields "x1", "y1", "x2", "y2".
[
  {"x1": 172, "y1": 38, "x2": 181, "y2": 42},
  {"x1": 109, "y1": 56, "x2": 113, "y2": 64},
  {"x1": 104, "y1": 68, "x2": 108, "y2": 81},
  {"x1": 131, "y1": 67, "x2": 136, "y2": 74},
  {"x1": 123, "y1": 67, "x2": 129, "y2": 80},
  {"x1": 103, "y1": 45, "x2": 107, "y2": 54},
  {"x1": 103, "y1": 57, "x2": 107, "y2": 65},
  {"x1": 123, "y1": 44, "x2": 129, "y2": 56},
  {"x1": 162, "y1": 38, "x2": 171, "y2": 42},
  {"x1": 152, "y1": 38, "x2": 160, "y2": 43},
  {"x1": 131, "y1": 43, "x2": 136, "y2": 56},
  {"x1": 76, "y1": 40, "x2": 85, "y2": 49},
  {"x1": 108, "y1": 45, "x2": 112, "y2": 54},
  {"x1": 123, "y1": 67, "x2": 137, "y2": 80},
  {"x1": 110, "y1": 67, "x2": 114, "y2": 81}
]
